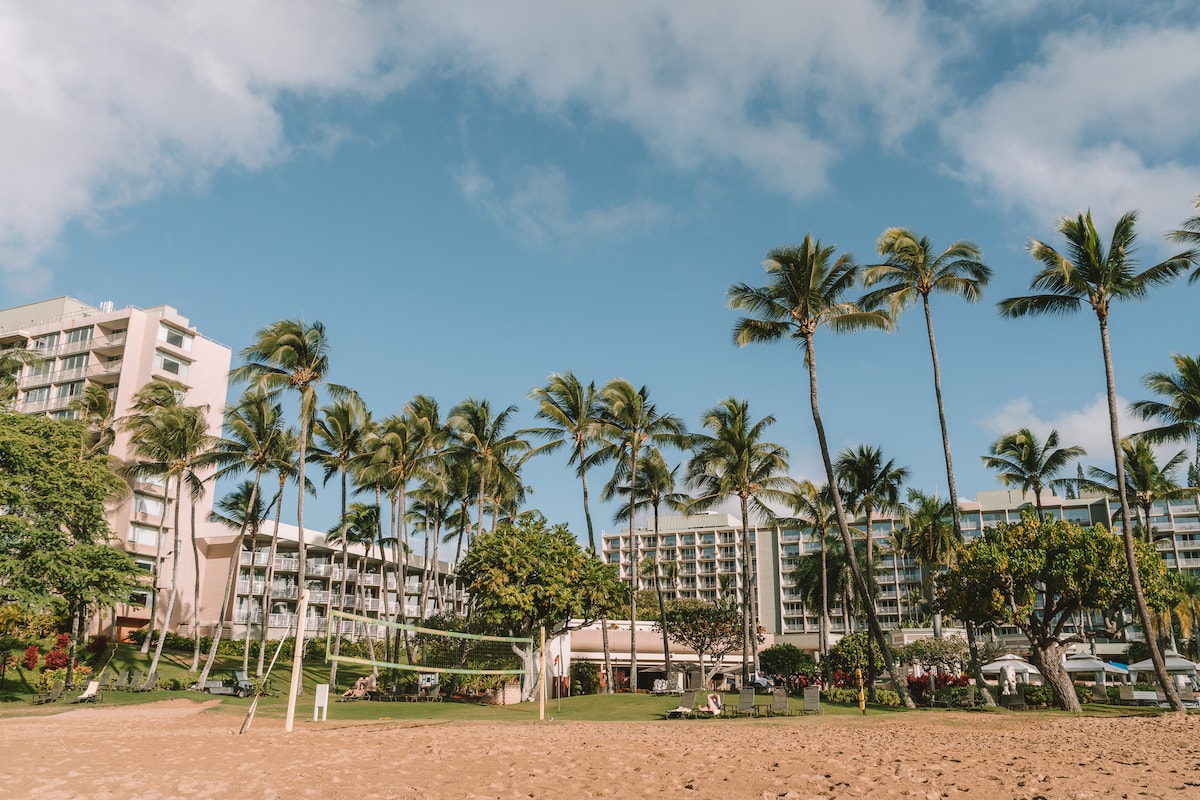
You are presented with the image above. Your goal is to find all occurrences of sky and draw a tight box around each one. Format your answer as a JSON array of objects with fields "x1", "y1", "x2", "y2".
[{"x1": 2, "y1": 1, "x2": 1200, "y2": 543}]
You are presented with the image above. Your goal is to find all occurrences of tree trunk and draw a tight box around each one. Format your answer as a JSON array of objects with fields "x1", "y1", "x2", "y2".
[
  {"x1": 201, "y1": 474, "x2": 261, "y2": 688},
  {"x1": 805, "y1": 332, "x2": 915, "y2": 709},
  {"x1": 653, "y1": 505, "x2": 671, "y2": 675},
  {"x1": 580, "y1": 451, "x2": 614, "y2": 692},
  {"x1": 1097, "y1": 315, "x2": 1183, "y2": 712},
  {"x1": 628, "y1": 449, "x2": 639, "y2": 694},
  {"x1": 864, "y1": 507, "x2": 877, "y2": 702},
  {"x1": 284, "y1": 412, "x2": 311, "y2": 733},
  {"x1": 257, "y1": 482, "x2": 286, "y2": 676},
  {"x1": 965, "y1": 620, "x2": 995, "y2": 706},
  {"x1": 148, "y1": 478, "x2": 183, "y2": 679},
  {"x1": 190, "y1": 498, "x2": 201, "y2": 672},
  {"x1": 330, "y1": 467, "x2": 349, "y2": 689},
  {"x1": 142, "y1": 478, "x2": 172, "y2": 655},
  {"x1": 1030, "y1": 641, "x2": 1080, "y2": 712},
  {"x1": 820, "y1": 528, "x2": 830, "y2": 677}
]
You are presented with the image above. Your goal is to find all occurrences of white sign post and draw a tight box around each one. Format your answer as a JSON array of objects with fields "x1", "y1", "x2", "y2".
[{"x1": 314, "y1": 683, "x2": 329, "y2": 722}]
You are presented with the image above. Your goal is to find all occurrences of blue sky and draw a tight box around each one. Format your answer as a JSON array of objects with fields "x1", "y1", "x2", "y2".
[{"x1": 3, "y1": 2, "x2": 1200, "y2": 541}]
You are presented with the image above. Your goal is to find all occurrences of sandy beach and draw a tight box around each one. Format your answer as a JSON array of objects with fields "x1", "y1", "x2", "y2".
[{"x1": 5, "y1": 700, "x2": 1200, "y2": 799}]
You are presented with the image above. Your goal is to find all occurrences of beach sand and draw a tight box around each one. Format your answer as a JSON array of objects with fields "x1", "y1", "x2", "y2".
[{"x1": 5, "y1": 700, "x2": 1200, "y2": 799}]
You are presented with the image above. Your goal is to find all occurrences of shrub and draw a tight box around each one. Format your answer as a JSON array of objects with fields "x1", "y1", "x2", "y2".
[
  {"x1": 1074, "y1": 684, "x2": 1093, "y2": 704},
  {"x1": 43, "y1": 647, "x2": 69, "y2": 670},
  {"x1": 819, "y1": 686, "x2": 901, "y2": 707},
  {"x1": 54, "y1": 632, "x2": 69, "y2": 650},
  {"x1": 22, "y1": 645, "x2": 39, "y2": 670},
  {"x1": 570, "y1": 662, "x2": 601, "y2": 695},
  {"x1": 85, "y1": 634, "x2": 109, "y2": 659},
  {"x1": 1021, "y1": 683, "x2": 1053, "y2": 708},
  {"x1": 1107, "y1": 685, "x2": 1121, "y2": 703},
  {"x1": 905, "y1": 673, "x2": 969, "y2": 706},
  {"x1": 158, "y1": 677, "x2": 187, "y2": 691}
]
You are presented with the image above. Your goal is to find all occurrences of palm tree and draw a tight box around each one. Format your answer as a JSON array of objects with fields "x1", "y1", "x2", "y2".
[
  {"x1": 835, "y1": 444, "x2": 908, "y2": 700},
  {"x1": 255, "y1": 426, "x2": 308, "y2": 676},
  {"x1": 610, "y1": 448, "x2": 688, "y2": 675},
  {"x1": 999, "y1": 209, "x2": 1198, "y2": 713},
  {"x1": 729, "y1": 234, "x2": 914, "y2": 707},
  {"x1": 326, "y1": 503, "x2": 380, "y2": 644},
  {"x1": 203, "y1": 389, "x2": 286, "y2": 678},
  {"x1": 312, "y1": 395, "x2": 371, "y2": 688},
  {"x1": 1079, "y1": 439, "x2": 1196, "y2": 542},
  {"x1": 790, "y1": 533, "x2": 859, "y2": 667},
  {"x1": 233, "y1": 318, "x2": 350, "y2": 732},
  {"x1": 71, "y1": 384, "x2": 117, "y2": 457},
  {"x1": 404, "y1": 394, "x2": 449, "y2": 613},
  {"x1": 446, "y1": 398, "x2": 531, "y2": 544},
  {"x1": 1132, "y1": 353, "x2": 1200, "y2": 448},
  {"x1": 861, "y1": 229, "x2": 990, "y2": 572},
  {"x1": 0, "y1": 344, "x2": 44, "y2": 405},
  {"x1": 781, "y1": 480, "x2": 837, "y2": 667},
  {"x1": 686, "y1": 397, "x2": 791, "y2": 682},
  {"x1": 1170, "y1": 196, "x2": 1200, "y2": 260},
  {"x1": 981, "y1": 428, "x2": 1086, "y2": 518},
  {"x1": 595, "y1": 378, "x2": 687, "y2": 694}
]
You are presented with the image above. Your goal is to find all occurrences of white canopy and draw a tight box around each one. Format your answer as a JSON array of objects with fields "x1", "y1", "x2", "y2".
[
  {"x1": 1126, "y1": 649, "x2": 1199, "y2": 675},
  {"x1": 1063, "y1": 653, "x2": 1127, "y2": 675},
  {"x1": 981, "y1": 653, "x2": 1041, "y2": 676}
]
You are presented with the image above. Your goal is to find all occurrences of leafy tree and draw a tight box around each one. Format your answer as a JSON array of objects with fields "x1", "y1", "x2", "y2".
[
  {"x1": 758, "y1": 643, "x2": 816, "y2": 679},
  {"x1": 999, "y1": 209, "x2": 1197, "y2": 712},
  {"x1": 981, "y1": 428, "x2": 1085, "y2": 518},
  {"x1": 456, "y1": 512, "x2": 625, "y2": 701},
  {"x1": 657, "y1": 598, "x2": 742, "y2": 690},
  {"x1": 824, "y1": 631, "x2": 883, "y2": 679},
  {"x1": 938, "y1": 513, "x2": 1180, "y2": 712},
  {"x1": 729, "y1": 234, "x2": 914, "y2": 707},
  {"x1": 0, "y1": 412, "x2": 138, "y2": 687},
  {"x1": 896, "y1": 636, "x2": 970, "y2": 675},
  {"x1": 781, "y1": 481, "x2": 837, "y2": 666},
  {"x1": 0, "y1": 345, "x2": 44, "y2": 405}
]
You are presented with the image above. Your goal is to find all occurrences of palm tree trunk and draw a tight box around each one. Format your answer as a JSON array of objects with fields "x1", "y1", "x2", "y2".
[
  {"x1": 142, "y1": 483, "x2": 171, "y2": 655},
  {"x1": 148, "y1": 478, "x2": 183, "y2": 679},
  {"x1": 653, "y1": 503, "x2": 671, "y2": 675},
  {"x1": 201, "y1": 474, "x2": 262, "y2": 687},
  {"x1": 864, "y1": 507, "x2": 877, "y2": 702},
  {"x1": 739, "y1": 494, "x2": 753, "y2": 684},
  {"x1": 330, "y1": 468, "x2": 349, "y2": 689},
  {"x1": 628, "y1": 449, "x2": 639, "y2": 694},
  {"x1": 580, "y1": 453, "x2": 615, "y2": 692},
  {"x1": 242, "y1": 522, "x2": 259, "y2": 674},
  {"x1": 804, "y1": 333, "x2": 915, "y2": 708},
  {"x1": 1098, "y1": 315, "x2": 1183, "y2": 712},
  {"x1": 284, "y1": 412, "x2": 311, "y2": 733},
  {"x1": 257, "y1": 484, "x2": 285, "y2": 676},
  {"x1": 190, "y1": 497, "x2": 201, "y2": 672},
  {"x1": 923, "y1": 296, "x2": 962, "y2": 630},
  {"x1": 820, "y1": 529, "x2": 830, "y2": 675}
]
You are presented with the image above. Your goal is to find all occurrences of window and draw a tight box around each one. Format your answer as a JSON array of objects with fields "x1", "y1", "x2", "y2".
[
  {"x1": 33, "y1": 333, "x2": 58, "y2": 351},
  {"x1": 129, "y1": 523, "x2": 161, "y2": 546},
  {"x1": 132, "y1": 494, "x2": 165, "y2": 518},
  {"x1": 65, "y1": 327, "x2": 92, "y2": 344},
  {"x1": 59, "y1": 354, "x2": 87, "y2": 371},
  {"x1": 158, "y1": 324, "x2": 193, "y2": 351},
  {"x1": 51, "y1": 409, "x2": 79, "y2": 420},
  {"x1": 133, "y1": 558, "x2": 154, "y2": 572},
  {"x1": 24, "y1": 386, "x2": 49, "y2": 402},
  {"x1": 55, "y1": 381, "x2": 82, "y2": 398},
  {"x1": 128, "y1": 591, "x2": 149, "y2": 607},
  {"x1": 154, "y1": 350, "x2": 189, "y2": 378}
]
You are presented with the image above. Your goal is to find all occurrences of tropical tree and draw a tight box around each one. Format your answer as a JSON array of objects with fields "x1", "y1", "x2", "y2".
[
  {"x1": 1132, "y1": 353, "x2": 1200, "y2": 449},
  {"x1": 981, "y1": 428, "x2": 1086, "y2": 518},
  {"x1": 862, "y1": 230, "x2": 990, "y2": 546},
  {"x1": 789, "y1": 531, "x2": 856, "y2": 671},
  {"x1": 658, "y1": 598, "x2": 742, "y2": 691},
  {"x1": 999, "y1": 209, "x2": 1198, "y2": 712},
  {"x1": 0, "y1": 345, "x2": 44, "y2": 405},
  {"x1": 835, "y1": 444, "x2": 908, "y2": 700},
  {"x1": 327, "y1": 502, "x2": 381, "y2": 645},
  {"x1": 729, "y1": 234, "x2": 913, "y2": 707},
  {"x1": 1170, "y1": 196, "x2": 1200, "y2": 258},
  {"x1": 233, "y1": 318, "x2": 349, "y2": 732},
  {"x1": 1078, "y1": 439, "x2": 1197, "y2": 543},
  {"x1": 446, "y1": 398, "x2": 531, "y2": 544},
  {"x1": 686, "y1": 398, "x2": 790, "y2": 683},
  {"x1": 312, "y1": 395, "x2": 371, "y2": 688},
  {"x1": 71, "y1": 384, "x2": 117, "y2": 458},
  {"x1": 594, "y1": 378, "x2": 687, "y2": 694},
  {"x1": 781, "y1": 480, "x2": 837, "y2": 666}
]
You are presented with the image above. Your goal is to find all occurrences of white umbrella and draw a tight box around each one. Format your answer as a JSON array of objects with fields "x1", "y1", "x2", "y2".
[{"x1": 981, "y1": 653, "x2": 1041, "y2": 675}]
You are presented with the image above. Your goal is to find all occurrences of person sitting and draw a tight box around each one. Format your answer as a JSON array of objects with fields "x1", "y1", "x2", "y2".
[
  {"x1": 341, "y1": 677, "x2": 367, "y2": 701},
  {"x1": 704, "y1": 692, "x2": 723, "y2": 716},
  {"x1": 364, "y1": 672, "x2": 378, "y2": 698}
]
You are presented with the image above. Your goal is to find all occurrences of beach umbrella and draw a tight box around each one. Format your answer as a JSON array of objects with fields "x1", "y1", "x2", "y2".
[{"x1": 981, "y1": 654, "x2": 1041, "y2": 685}]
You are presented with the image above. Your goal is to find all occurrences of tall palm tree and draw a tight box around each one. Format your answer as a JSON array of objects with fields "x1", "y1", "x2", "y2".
[
  {"x1": 790, "y1": 533, "x2": 860, "y2": 661},
  {"x1": 404, "y1": 394, "x2": 449, "y2": 613},
  {"x1": 781, "y1": 480, "x2": 837, "y2": 668},
  {"x1": 71, "y1": 384, "x2": 117, "y2": 457},
  {"x1": 1132, "y1": 353, "x2": 1200, "y2": 448},
  {"x1": 255, "y1": 426, "x2": 308, "y2": 676},
  {"x1": 861, "y1": 229, "x2": 990, "y2": 574},
  {"x1": 446, "y1": 398, "x2": 531, "y2": 544},
  {"x1": 1079, "y1": 439, "x2": 1196, "y2": 543},
  {"x1": 595, "y1": 378, "x2": 687, "y2": 694},
  {"x1": 729, "y1": 234, "x2": 914, "y2": 707},
  {"x1": 686, "y1": 397, "x2": 791, "y2": 682},
  {"x1": 312, "y1": 395, "x2": 371, "y2": 688},
  {"x1": 981, "y1": 428, "x2": 1086, "y2": 518},
  {"x1": 326, "y1": 502, "x2": 380, "y2": 644},
  {"x1": 610, "y1": 448, "x2": 689, "y2": 675},
  {"x1": 204, "y1": 389, "x2": 286, "y2": 677},
  {"x1": 1170, "y1": 196, "x2": 1200, "y2": 260},
  {"x1": 233, "y1": 318, "x2": 350, "y2": 732},
  {"x1": 835, "y1": 444, "x2": 908, "y2": 700},
  {"x1": 999, "y1": 209, "x2": 1198, "y2": 713}
]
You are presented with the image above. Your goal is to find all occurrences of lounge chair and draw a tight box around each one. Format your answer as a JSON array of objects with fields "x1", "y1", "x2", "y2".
[
  {"x1": 108, "y1": 670, "x2": 130, "y2": 691},
  {"x1": 932, "y1": 687, "x2": 953, "y2": 708},
  {"x1": 73, "y1": 680, "x2": 102, "y2": 704},
  {"x1": 731, "y1": 687, "x2": 758, "y2": 718},
  {"x1": 768, "y1": 687, "x2": 794, "y2": 717},
  {"x1": 802, "y1": 685, "x2": 821, "y2": 715},
  {"x1": 1118, "y1": 685, "x2": 1136, "y2": 706},
  {"x1": 31, "y1": 681, "x2": 65, "y2": 705},
  {"x1": 123, "y1": 670, "x2": 145, "y2": 692},
  {"x1": 133, "y1": 671, "x2": 157, "y2": 692},
  {"x1": 956, "y1": 686, "x2": 978, "y2": 708},
  {"x1": 667, "y1": 690, "x2": 698, "y2": 719}
]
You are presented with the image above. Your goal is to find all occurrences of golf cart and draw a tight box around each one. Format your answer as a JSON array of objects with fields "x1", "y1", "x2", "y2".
[{"x1": 200, "y1": 669, "x2": 257, "y2": 697}]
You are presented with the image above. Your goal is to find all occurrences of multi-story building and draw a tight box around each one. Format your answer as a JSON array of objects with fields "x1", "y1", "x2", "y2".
[
  {"x1": 1, "y1": 296, "x2": 461, "y2": 643},
  {"x1": 602, "y1": 488, "x2": 1199, "y2": 659}
]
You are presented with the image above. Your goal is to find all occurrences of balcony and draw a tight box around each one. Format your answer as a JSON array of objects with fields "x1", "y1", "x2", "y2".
[
  {"x1": 274, "y1": 557, "x2": 299, "y2": 573},
  {"x1": 306, "y1": 563, "x2": 333, "y2": 578},
  {"x1": 235, "y1": 580, "x2": 267, "y2": 595},
  {"x1": 359, "y1": 573, "x2": 382, "y2": 587},
  {"x1": 268, "y1": 613, "x2": 296, "y2": 628},
  {"x1": 270, "y1": 585, "x2": 299, "y2": 600},
  {"x1": 239, "y1": 552, "x2": 273, "y2": 567}
]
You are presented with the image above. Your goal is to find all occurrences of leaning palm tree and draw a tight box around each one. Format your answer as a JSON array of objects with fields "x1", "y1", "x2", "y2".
[
  {"x1": 233, "y1": 318, "x2": 351, "y2": 732},
  {"x1": 861, "y1": 229, "x2": 990, "y2": 565},
  {"x1": 999, "y1": 209, "x2": 1198, "y2": 713},
  {"x1": 686, "y1": 397, "x2": 791, "y2": 683},
  {"x1": 1132, "y1": 353, "x2": 1200, "y2": 448},
  {"x1": 780, "y1": 480, "x2": 837, "y2": 668},
  {"x1": 1078, "y1": 439, "x2": 1196, "y2": 543},
  {"x1": 981, "y1": 428, "x2": 1086, "y2": 519},
  {"x1": 729, "y1": 234, "x2": 914, "y2": 707},
  {"x1": 594, "y1": 378, "x2": 687, "y2": 694},
  {"x1": 835, "y1": 444, "x2": 908, "y2": 701},
  {"x1": 71, "y1": 384, "x2": 117, "y2": 457},
  {"x1": 312, "y1": 395, "x2": 371, "y2": 688}
]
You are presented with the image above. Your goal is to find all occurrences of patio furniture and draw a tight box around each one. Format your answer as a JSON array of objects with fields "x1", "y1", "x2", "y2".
[
  {"x1": 731, "y1": 687, "x2": 758, "y2": 718},
  {"x1": 123, "y1": 671, "x2": 145, "y2": 692},
  {"x1": 931, "y1": 687, "x2": 953, "y2": 708},
  {"x1": 667, "y1": 690, "x2": 698, "y2": 719},
  {"x1": 956, "y1": 686, "x2": 978, "y2": 708},
  {"x1": 73, "y1": 680, "x2": 102, "y2": 704},
  {"x1": 31, "y1": 681, "x2": 65, "y2": 705},
  {"x1": 802, "y1": 686, "x2": 821, "y2": 715},
  {"x1": 999, "y1": 687, "x2": 1027, "y2": 711},
  {"x1": 133, "y1": 671, "x2": 157, "y2": 692},
  {"x1": 768, "y1": 687, "x2": 794, "y2": 717}
]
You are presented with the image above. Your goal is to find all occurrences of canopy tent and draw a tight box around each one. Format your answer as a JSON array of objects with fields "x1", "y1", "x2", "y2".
[
  {"x1": 1063, "y1": 652, "x2": 1129, "y2": 685},
  {"x1": 981, "y1": 654, "x2": 1042, "y2": 685},
  {"x1": 1125, "y1": 649, "x2": 1199, "y2": 677}
]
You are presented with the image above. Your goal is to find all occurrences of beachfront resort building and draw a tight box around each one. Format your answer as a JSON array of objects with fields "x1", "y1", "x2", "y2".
[
  {"x1": 600, "y1": 488, "x2": 1200, "y2": 666},
  {"x1": 0, "y1": 296, "x2": 461, "y2": 643}
]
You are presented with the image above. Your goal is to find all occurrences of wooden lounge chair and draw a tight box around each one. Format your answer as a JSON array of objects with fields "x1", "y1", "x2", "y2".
[
  {"x1": 802, "y1": 685, "x2": 821, "y2": 715},
  {"x1": 768, "y1": 687, "x2": 794, "y2": 717},
  {"x1": 667, "y1": 690, "x2": 698, "y2": 719},
  {"x1": 731, "y1": 687, "x2": 758, "y2": 718},
  {"x1": 956, "y1": 686, "x2": 978, "y2": 708},
  {"x1": 932, "y1": 687, "x2": 953, "y2": 708},
  {"x1": 73, "y1": 680, "x2": 102, "y2": 704},
  {"x1": 31, "y1": 681, "x2": 65, "y2": 705},
  {"x1": 1118, "y1": 685, "x2": 1136, "y2": 706},
  {"x1": 123, "y1": 670, "x2": 145, "y2": 692},
  {"x1": 133, "y1": 671, "x2": 157, "y2": 692},
  {"x1": 109, "y1": 670, "x2": 130, "y2": 691}
]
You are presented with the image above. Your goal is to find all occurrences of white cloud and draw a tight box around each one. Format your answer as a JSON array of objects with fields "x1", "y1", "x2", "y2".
[{"x1": 943, "y1": 24, "x2": 1200, "y2": 237}]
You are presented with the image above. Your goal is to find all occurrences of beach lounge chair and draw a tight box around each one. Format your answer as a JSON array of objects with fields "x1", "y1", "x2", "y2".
[
  {"x1": 956, "y1": 686, "x2": 977, "y2": 708},
  {"x1": 802, "y1": 685, "x2": 821, "y2": 715},
  {"x1": 73, "y1": 680, "x2": 102, "y2": 704},
  {"x1": 1118, "y1": 685, "x2": 1136, "y2": 706},
  {"x1": 133, "y1": 671, "x2": 157, "y2": 692},
  {"x1": 31, "y1": 681, "x2": 65, "y2": 705},
  {"x1": 109, "y1": 670, "x2": 130, "y2": 691},
  {"x1": 667, "y1": 690, "x2": 698, "y2": 719},
  {"x1": 932, "y1": 687, "x2": 953, "y2": 708},
  {"x1": 123, "y1": 670, "x2": 145, "y2": 692},
  {"x1": 768, "y1": 687, "x2": 794, "y2": 717},
  {"x1": 731, "y1": 687, "x2": 758, "y2": 718}
]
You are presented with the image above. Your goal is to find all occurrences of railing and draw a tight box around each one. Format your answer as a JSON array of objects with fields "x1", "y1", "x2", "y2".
[
  {"x1": 304, "y1": 618, "x2": 327, "y2": 632},
  {"x1": 274, "y1": 557, "x2": 299, "y2": 572},
  {"x1": 359, "y1": 574, "x2": 381, "y2": 586},
  {"x1": 232, "y1": 610, "x2": 264, "y2": 624},
  {"x1": 16, "y1": 395, "x2": 74, "y2": 414},
  {"x1": 331, "y1": 568, "x2": 357, "y2": 582},
  {"x1": 308, "y1": 591, "x2": 331, "y2": 605},
  {"x1": 306, "y1": 563, "x2": 332, "y2": 578},
  {"x1": 268, "y1": 613, "x2": 296, "y2": 628},
  {"x1": 239, "y1": 552, "x2": 272, "y2": 566},
  {"x1": 235, "y1": 581, "x2": 267, "y2": 595},
  {"x1": 270, "y1": 586, "x2": 298, "y2": 600}
]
